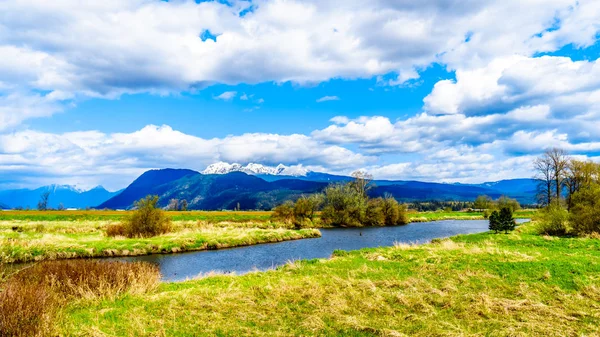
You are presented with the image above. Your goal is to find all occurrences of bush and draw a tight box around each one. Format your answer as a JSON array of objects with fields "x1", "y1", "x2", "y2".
[
  {"x1": 272, "y1": 201, "x2": 295, "y2": 225},
  {"x1": 106, "y1": 223, "x2": 126, "y2": 237},
  {"x1": 0, "y1": 260, "x2": 159, "y2": 337},
  {"x1": 321, "y1": 184, "x2": 367, "y2": 227},
  {"x1": 570, "y1": 184, "x2": 600, "y2": 236},
  {"x1": 381, "y1": 196, "x2": 408, "y2": 225},
  {"x1": 536, "y1": 205, "x2": 570, "y2": 236},
  {"x1": 120, "y1": 195, "x2": 172, "y2": 238}
]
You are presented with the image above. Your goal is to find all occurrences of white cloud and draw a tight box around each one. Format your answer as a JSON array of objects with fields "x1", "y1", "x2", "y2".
[
  {"x1": 214, "y1": 91, "x2": 237, "y2": 101},
  {"x1": 316, "y1": 96, "x2": 340, "y2": 103},
  {"x1": 1, "y1": 0, "x2": 598, "y2": 127},
  {"x1": 0, "y1": 125, "x2": 374, "y2": 190}
]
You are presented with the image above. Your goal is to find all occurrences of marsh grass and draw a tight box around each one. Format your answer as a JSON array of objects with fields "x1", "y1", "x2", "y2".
[
  {"x1": 57, "y1": 221, "x2": 600, "y2": 337},
  {"x1": 0, "y1": 260, "x2": 159, "y2": 337},
  {"x1": 0, "y1": 220, "x2": 321, "y2": 263}
]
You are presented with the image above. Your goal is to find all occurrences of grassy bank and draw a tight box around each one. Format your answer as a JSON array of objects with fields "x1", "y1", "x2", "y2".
[
  {"x1": 0, "y1": 209, "x2": 535, "y2": 223},
  {"x1": 0, "y1": 220, "x2": 320, "y2": 263},
  {"x1": 56, "y1": 221, "x2": 599, "y2": 336}
]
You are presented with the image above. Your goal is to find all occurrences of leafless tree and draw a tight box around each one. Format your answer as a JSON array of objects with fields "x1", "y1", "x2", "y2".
[
  {"x1": 37, "y1": 191, "x2": 50, "y2": 211},
  {"x1": 533, "y1": 155, "x2": 553, "y2": 206},
  {"x1": 350, "y1": 171, "x2": 373, "y2": 197}
]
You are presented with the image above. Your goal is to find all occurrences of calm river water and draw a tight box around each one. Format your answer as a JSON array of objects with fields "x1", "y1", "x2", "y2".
[{"x1": 112, "y1": 219, "x2": 529, "y2": 281}]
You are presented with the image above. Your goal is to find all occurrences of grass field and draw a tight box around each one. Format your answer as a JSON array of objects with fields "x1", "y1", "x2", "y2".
[
  {"x1": 0, "y1": 220, "x2": 319, "y2": 263},
  {"x1": 0, "y1": 209, "x2": 535, "y2": 222},
  {"x1": 53, "y1": 221, "x2": 600, "y2": 336}
]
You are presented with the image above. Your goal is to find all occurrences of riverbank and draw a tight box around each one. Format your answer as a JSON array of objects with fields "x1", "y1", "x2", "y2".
[
  {"x1": 0, "y1": 221, "x2": 320, "y2": 263},
  {"x1": 56, "y1": 221, "x2": 600, "y2": 336},
  {"x1": 0, "y1": 210, "x2": 535, "y2": 263}
]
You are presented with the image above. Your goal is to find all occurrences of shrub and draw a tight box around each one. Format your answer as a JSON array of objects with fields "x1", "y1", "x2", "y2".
[
  {"x1": 535, "y1": 205, "x2": 570, "y2": 236},
  {"x1": 272, "y1": 201, "x2": 295, "y2": 225},
  {"x1": 292, "y1": 195, "x2": 323, "y2": 228},
  {"x1": 381, "y1": 196, "x2": 408, "y2": 226},
  {"x1": 106, "y1": 223, "x2": 126, "y2": 237},
  {"x1": 570, "y1": 184, "x2": 600, "y2": 236},
  {"x1": 321, "y1": 184, "x2": 367, "y2": 227},
  {"x1": 0, "y1": 260, "x2": 159, "y2": 337},
  {"x1": 121, "y1": 195, "x2": 172, "y2": 238},
  {"x1": 364, "y1": 198, "x2": 385, "y2": 226}
]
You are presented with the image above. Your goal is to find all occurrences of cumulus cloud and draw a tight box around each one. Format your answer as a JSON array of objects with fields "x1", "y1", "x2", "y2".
[
  {"x1": 1, "y1": 0, "x2": 598, "y2": 126},
  {"x1": 0, "y1": 125, "x2": 374, "y2": 189}
]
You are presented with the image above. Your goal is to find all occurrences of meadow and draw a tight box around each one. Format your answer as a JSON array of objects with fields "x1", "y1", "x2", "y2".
[
  {"x1": 46, "y1": 221, "x2": 600, "y2": 336},
  {"x1": 0, "y1": 219, "x2": 319, "y2": 263}
]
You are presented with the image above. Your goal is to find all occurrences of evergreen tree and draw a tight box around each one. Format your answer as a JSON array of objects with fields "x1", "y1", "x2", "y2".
[
  {"x1": 488, "y1": 210, "x2": 500, "y2": 233},
  {"x1": 498, "y1": 207, "x2": 516, "y2": 234}
]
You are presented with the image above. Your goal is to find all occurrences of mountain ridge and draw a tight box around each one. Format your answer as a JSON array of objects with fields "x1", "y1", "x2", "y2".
[
  {"x1": 0, "y1": 185, "x2": 120, "y2": 209},
  {"x1": 99, "y1": 168, "x2": 538, "y2": 210}
]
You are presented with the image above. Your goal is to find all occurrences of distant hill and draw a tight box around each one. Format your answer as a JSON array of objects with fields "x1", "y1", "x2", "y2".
[
  {"x1": 0, "y1": 185, "x2": 120, "y2": 209},
  {"x1": 98, "y1": 169, "x2": 200, "y2": 209},
  {"x1": 0, "y1": 202, "x2": 9, "y2": 210},
  {"x1": 99, "y1": 168, "x2": 538, "y2": 210},
  {"x1": 99, "y1": 171, "x2": 327, "y2": 210}
]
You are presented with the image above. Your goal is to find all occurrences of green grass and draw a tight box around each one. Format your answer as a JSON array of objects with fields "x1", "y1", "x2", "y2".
[
  {"x1": 407, "y1": 209, "x2": 535, "y2": 222},
  {"x1": 56, "y1": 221, "x2": 600, "y2": 336},
  {"x1": 0, "y1": 220, "x2": 320, "y2": 263},
  {"x1": 0, "y1": 209, "x2": 536, "y2": 223}
]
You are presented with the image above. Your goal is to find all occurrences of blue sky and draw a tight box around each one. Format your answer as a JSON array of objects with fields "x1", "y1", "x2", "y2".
[{"x1": 1, "y1": 0, "x2": 600, "y2": 190}]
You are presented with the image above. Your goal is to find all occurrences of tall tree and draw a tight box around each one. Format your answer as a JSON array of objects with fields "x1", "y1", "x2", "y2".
[
  {"x1": 37, "y1": 191, "x2": 50, "y2": 211},
  {"x1": 547, "y1": 148, "x2": 569, "y2": 206},
  {"x1": 533, "y1": 155, "x2": 554, "y2": 206}
]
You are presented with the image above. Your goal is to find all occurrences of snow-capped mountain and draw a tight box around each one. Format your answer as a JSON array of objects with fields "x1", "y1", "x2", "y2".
[{"x1": 202, "y1": 162, "x2": 309, "y2": 177}]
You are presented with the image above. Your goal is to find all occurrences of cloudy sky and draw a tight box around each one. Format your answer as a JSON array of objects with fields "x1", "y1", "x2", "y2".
[{"x1": 1, "y1": 0, "x2": 600, "y2": 190}]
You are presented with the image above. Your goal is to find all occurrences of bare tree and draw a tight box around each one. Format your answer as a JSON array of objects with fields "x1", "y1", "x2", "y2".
[
  {"x1": 547, "y1": 148, "x2": 569, "y2": 205},
  {"x1": 533, "y1": 155, "x2": 553, "y2": 206},
  {"x1": 180, "y1": 199, "x2": 188, "y2": 211},
  {"x1": 37, "y1": 191, "x2": 50, "y2": 211},
  {"x1": 167, "y1": 198, "x2": 180, "y2": 211},
  {"x1": 350, "y1": 171, "x2": 374, "y2": 198}
]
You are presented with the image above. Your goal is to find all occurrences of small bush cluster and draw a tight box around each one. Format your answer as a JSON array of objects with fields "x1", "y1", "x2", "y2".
[
  {"x1": 535, "y1": 205, "x2": 570, "y2": 236},
  {"x1": 488, "y1": 207, "x2": 516, "y2": 234},
  {"x1": 272, "y1": 195, "x2": 322, "y2": 228},
  {"x1": 108, "y1": 195, "x2": 172, "y2": 238},
  {"x1": 569, "y1": 184, "x2": 600, "y2": 236},
  {"x1": 0, "y1": 260, "x2": 160, "y2": 337}
]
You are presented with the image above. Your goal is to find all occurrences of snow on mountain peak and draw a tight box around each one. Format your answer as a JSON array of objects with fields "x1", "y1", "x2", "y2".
[{"x1": 202, "y1": 162, "x2": 309, "y2": 176}]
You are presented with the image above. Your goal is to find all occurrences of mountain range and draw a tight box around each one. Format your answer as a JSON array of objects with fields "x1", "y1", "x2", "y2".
[
  {"x1": 0, "y1": 185, "x2": 120, "y2": 210},
  {"x1": 0, "y1": 163, "x2": 539, "y2": 210}
]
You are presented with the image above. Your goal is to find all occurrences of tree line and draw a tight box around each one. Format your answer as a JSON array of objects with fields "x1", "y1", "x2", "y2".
[
  {"x1": 534, "y1": 148, "x2": 600, "y2": 236},
  {"x1": 272, "y1": 172, "x2": 408, "y2": 228}
]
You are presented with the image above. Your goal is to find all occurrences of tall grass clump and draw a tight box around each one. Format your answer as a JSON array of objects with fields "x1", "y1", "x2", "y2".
[
  {"x1": 111, "y1": 195, "x2": 172, "y2": 238},
  {"x1": 0, "y1": 260, "x2": 160, "y2": 337}
]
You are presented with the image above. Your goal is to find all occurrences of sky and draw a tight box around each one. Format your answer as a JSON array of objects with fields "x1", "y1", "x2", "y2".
[{"x1": 1, "y1": 0, "x2": 600, "y2": 191}]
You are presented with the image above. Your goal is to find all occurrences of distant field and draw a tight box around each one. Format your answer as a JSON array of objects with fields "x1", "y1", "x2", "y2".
[{"x1": 0, "y1": 209, "x2": 535, "y2": 222}]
